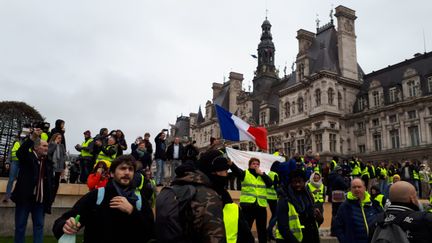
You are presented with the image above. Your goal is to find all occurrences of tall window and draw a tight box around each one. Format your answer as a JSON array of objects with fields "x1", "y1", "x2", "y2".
[
  {"x1": 260, "y1": 111, "x2": 266, "y2": 125},
  {"x1": 389, "y1": 87, "x2": 397, "y2": 103},
  {"x1": 298, "y1": 97, "x2": 304, "y2": 113},
  {"x1": 428, "y1": 76, "x2": 432, "y2": 93},
  {"x1": 373, "y1": 91, "x2": 380, "y2": 107},
  {"x1": 408, "y1": 80, "x2": 416, "y2": 97},
  {"x1": 315, "y1": 134, "x2": 322, "y2": 152},
  {"x1": 338, "y1": 92, "x2": 342, "y2": 109},
  {"x1": 390, "y1": 129, "x2": 400, "y2": 149},
  {"x1": 408, "y1": 110, "x2": 417, "y2": 119},
  {"x1": 358, "y1": 145, "x2": 366, "y2": 153},
  {"x1": 373, "y1": 133, "x2": 382, "y2": 151},
  {"x1": 328, "y1": 88, "x2": 334, "y2": 105},
  {"x1": 315, "y1": 89, "x2": 321, "y2": 106},
  {"x1": 389, "y1": 114, "x2": 397, "y2": 123},
  {"x1": 297, "y1": 139, "x2": 305, "y2": 155},
  {"x1": 284, "y1": 102, "x2": 290, "y2": 118},
  {"x1": 358, "y1": 97, "x2": 365, "y2": 111},
  {"x1": 283, "y1": 142, "x2": 291, "y2": 158},
  {"x1": 372, "y1": 118, "x2": 380, "y2": 127},
  {"x1": 409, "y1": 126, "x2": 420, "y2": 146},
  {"x1": 292, "y1": 101, "x2": 296, "y2": 114},
  {"x1": 329, "y1": 133, "x2": 337, "y2": 152},
  {"x1": 268, "y1": 136, "x2": 277, "y2": 153}
]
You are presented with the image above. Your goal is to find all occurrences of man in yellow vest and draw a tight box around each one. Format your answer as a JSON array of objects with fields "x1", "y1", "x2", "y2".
[
  {"x1": 230, "y1": 157, "x2": 273, "y2": 243},
  {"x1": 307, "y1": 172, "x2": 325, "y2": 216},
  {"x1": 275, "y1": 169, "x2": 322, "y2": 242},
  {"x1": 75, "y1": 130, "x2": 94, "y2": 183},
  {"x1": 2, "y1": 131, "x2": 25, "y2": 202},
  {"x1": 370, "y1": 185, "x2": 386, "y2": 209},
  {"x1": 97, "y1": 136, "x2": 117, "y2": 167}
]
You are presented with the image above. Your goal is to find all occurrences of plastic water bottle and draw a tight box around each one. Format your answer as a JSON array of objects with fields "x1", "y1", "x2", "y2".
[{"x1": 58, "y1": 215, "x2": 80, "y2": 243}]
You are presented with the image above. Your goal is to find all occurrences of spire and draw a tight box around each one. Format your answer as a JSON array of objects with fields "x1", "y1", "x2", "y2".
[
  {"x1": 255, "y1": 17, "x2": 276, "y2": 77},
  {"x1": 197, "y1": 106, "x2": 204, "y2": 124}
]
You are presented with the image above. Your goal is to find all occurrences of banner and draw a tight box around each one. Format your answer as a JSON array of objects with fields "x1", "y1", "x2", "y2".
[{"x1": 225, "y1": 147, "x2": 285, "y2": 173}]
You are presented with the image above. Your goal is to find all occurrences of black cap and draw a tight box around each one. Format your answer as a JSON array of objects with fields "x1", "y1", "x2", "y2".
[{"x1": 198, "y1": 150, "x2": 229, "y2": 173}]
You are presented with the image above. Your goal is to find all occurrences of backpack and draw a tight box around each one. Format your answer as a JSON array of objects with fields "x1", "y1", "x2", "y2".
[
  {"x1": 371, "y1": 220, "x2": 410, "y2": 243},
  {"x1": 156, "y1": 184, "x2": 197, "y2": 243}
]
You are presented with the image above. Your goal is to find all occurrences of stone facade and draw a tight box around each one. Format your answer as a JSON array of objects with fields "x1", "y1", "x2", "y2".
[{"x1": 173, "y1": 5, "x2": 432, "y2": 162}]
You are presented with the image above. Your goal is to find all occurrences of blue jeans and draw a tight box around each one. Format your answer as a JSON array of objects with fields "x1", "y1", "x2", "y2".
[
  {"x1": 15, "y1": 202, "x2": 45, "y2": 243},
  {"x1": 6, "y1": 160, "x2": 20, "y2": 196},
  {"x1": 155, "y1": 159, "x2": 165, "y2": 185}
]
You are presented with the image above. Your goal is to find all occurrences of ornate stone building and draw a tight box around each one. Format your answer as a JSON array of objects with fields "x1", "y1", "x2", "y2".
[{"x1": 173, "y1": 5, "x2": 432, "y2": 162}]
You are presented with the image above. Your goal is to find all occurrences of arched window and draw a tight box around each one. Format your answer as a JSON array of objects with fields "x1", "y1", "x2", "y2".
[
  {"x1": 328, "y1": 88, "x2": 334, "y2": 105},
  {"x1": 315, "y1": 89, "x2": 321, "y2": 106},
  {"x1": 292, "y1": 101, "x2": 296, "y2": 114},
  {"x1": 338, "y1": 92, "x2": 342, "y2": 109},
  {"x1": 284, "y1": 102, "x2": 290, "y2": 118},
  {"x1": 298, "y1": 97, "x2": 304, "y2": 113}
]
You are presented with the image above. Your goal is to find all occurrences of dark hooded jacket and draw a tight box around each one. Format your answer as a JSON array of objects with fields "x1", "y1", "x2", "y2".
[{"x1": 50, "y1": 119, "x2": 66, "y2": 149}]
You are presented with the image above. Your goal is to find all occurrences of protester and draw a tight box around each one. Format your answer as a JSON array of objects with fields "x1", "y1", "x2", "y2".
[
  {"x1": 50, "y1": 119, "x2": 66, "y2": 149},
  {"x1": 307, "y1": 172, "x2": 325, "y2": 215},
  {"x1": 371, "y1": 181, "x2": 432, "y2": 242},
  {"x1": 327, "y1": 165, "x2": 349, "y2": 236},
  {"x1": 154, "y1": 129, "x2": 168, "y2": 186},
  {"x1": 2, "y1": 131, "x2": 23, "y2": 202},
  {"x1": 114, "y1": 129, "x2": 127, "y2": 156},
  {"x1": 267, "y1": 161, "x2": 280, "y2": 240},
  {"x1": 333, "y1": 178, "x2": 382, "y2": 243},
  {"x1": 74, "y1": 130, "x2": 94, "y2": 183},
  {"x1": 369, "y1": 185, "x2": 386, "y2": 209},
  {"x1": 166, "y1": 137, "x2": 185, "y2": 184},
  {"x1": 53, "y1": 155, "x2": 155, "y2": 243},
  {"x1": 86, "y1": 160, "x2": 109, "y2": 191},
  {"x1": 96, "y1": 136, "x2": 117, "y2": 166},
  {"x1": 275, "y1": 169, "x2": 322, "y2": 242},
  {"x1": 184, "y1": 139, "x2": 199, "y2": 163},
  {"x1": 12, "y1": 129, "x2": 54, "y2": 243},
  {"x1": 48, "y1": 133, "x2": 67, "y2": 202},
  {"x1": 230, "y1": 157, "x2": 272, "y2": 243}
]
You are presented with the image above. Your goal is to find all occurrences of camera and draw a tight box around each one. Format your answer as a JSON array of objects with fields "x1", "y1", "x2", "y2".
[
  {"x1": 31, "y1": 121, "x2": 50, "y2": 131},
  {"x1": 162, "y1": 129, "x2": 169, "y2": 132}
]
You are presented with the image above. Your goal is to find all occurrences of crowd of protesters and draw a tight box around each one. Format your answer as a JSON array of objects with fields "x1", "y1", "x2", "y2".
[{"x1": 1, "y1": 120, "x2": 432, "y2": 243}]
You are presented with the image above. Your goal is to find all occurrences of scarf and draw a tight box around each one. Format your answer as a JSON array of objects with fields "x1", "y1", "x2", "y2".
[
  {"x1": 112, "y1": 180, "x2": 138, "y2": 206},
  {"x1": 308, "y1": 172, "x2": 323, "y2": 188},
  {"x1": 35, "y1": 154, "x2": 45, "y2": 203},
  {"x1": 135, "y1": 148, "x2": 145, "y2": 158}
]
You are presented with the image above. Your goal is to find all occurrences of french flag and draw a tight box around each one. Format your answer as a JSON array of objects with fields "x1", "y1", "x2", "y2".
[{"x1": 215, "y1": 104, "x2": 268, "y2": 150}]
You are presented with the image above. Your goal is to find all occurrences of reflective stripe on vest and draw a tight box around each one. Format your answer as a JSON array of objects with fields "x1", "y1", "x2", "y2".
[
  {"x1": 374, "y1": 194, "x2": 384, "y2": 208},
  {"x1": 97, "y1": 145, "x2": 116, "y2": 162},
  {"x1": 267, "y1": 171, "x2": 278, "y2": 200},
  {"x1": 307, "y1": 183, "x2": 324, "y2": 203},
  {"x1": 380, "y1": 168, "x2": 387, "y2": 178},
  {"x1": 223, "y1": 203, "x2": 239, "y2": 243},
  {"x1": 361, "y1": 167, "x2": 370, "y2": 178},
  {"x1": 274, "y1": 202, "x2": 304, "y2": 241},
  {"x1": 40, "y1": 132, "x2": 48, "y2": 142},
  {"x1": 80, "y1": 138, "x2": 93, "y2": 157},
  {"x1": 11, "y1": 141, "x2": 21, "y2": 161},
  {"x1": 413, "y1": 170, "x2": 420, "y2": 180},
  {"x1": 240, "y1": 170, "x2": 268, "y2": 207},
  {"x1": 331, "y1": 160, "x2": 337, "y2": 171}
]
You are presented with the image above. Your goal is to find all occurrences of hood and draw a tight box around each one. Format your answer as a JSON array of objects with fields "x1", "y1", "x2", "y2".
[
  {"x1": 308, "y1": 172, "x2": 323, "y2": 188},
  {"x1": 54, "y1": 119, "x2": 64, "y2": 129},
  {"x1": 173, "y1": 170, "x2": 212, "y2": 187}
]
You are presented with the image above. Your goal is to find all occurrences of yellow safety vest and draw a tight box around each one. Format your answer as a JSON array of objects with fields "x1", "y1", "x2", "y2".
[
  {"x1": 361, "y1": 166, "x2": 370, "y2": 178},
  {"x1": 374, "y1": 194, "x2": 385, "y2": 208},
  {"x1": 240, "y1": 170, "x2": 268, "y2": 207},
  {"x1": 80, "y1": 138, "x2": 93, "y2": 158},
  {"x1": 275, "y1": 202, "x2": 304, "y2": 242},
  {"x1": 97, "y1": 145, "x2": 116, "y2": 163},
  {"x1": 10, "y1": 141, "x2": 21, "y2": 162},
  {"x1": 40, "y1": 132, "x2": 48, "y2": 141},
  {"x1": 330, "y1": 160, "x2": 337, "y2": 171},
  {"x1": 267, "y1": 171, "x2": 278, "y2": 200},
  {"x1": 413, "y1": 170, "x2": 420, "y2": 180},
  {"x1": 307, "y1": 183, "x2": 324, "y2": 203},
  {"x1": 223, "y1": 203, "x2": 239, "y2": 243},
  {"x1": 380, "y1": 168, "x2": 387, "y2": 178},
  {"x1": 350, "y1": 161, "x2": 361, "y2": 176}
]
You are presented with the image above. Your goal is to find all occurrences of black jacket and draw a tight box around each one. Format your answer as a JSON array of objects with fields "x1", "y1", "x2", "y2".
[
  {"x1": 166, "y1": 143, "x2": 185, "y2": 161},
  {"x1": 184, "y1": 144, "x2": 199, "y2": 162},
  {"x1": 327, "y1": 171, "x2": 349, "y2": 202},
  {"x1": 50, "y1": 119, "x2": 66, "y2": 149},
  {"x1": 371, "y1": 203, "x2": 432, "y2": 243},
  {"x1": 11, "y1": 138, "x2": 54, "y2": 214},
  {"x1": 154, "y1": 132, "x2": 167, "y2": 160},
  {"x1": 52, "y1": 180, "x2": 155, "y2": 243}
]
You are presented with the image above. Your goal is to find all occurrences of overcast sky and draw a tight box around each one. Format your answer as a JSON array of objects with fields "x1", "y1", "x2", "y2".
[{"x1": 1, "y1": 0, "x2": 431, "y2": 153}]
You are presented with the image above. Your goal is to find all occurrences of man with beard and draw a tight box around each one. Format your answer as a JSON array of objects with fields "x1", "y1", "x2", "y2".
[
  {"x1": 53, "y1": 155, "x2": 155, "y2": 243},
  {"x1": 275, "y1": 169, "x2": 323, "y2": 242}
]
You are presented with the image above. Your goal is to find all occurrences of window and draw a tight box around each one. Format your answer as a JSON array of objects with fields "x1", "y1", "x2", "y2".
[
  {"x1": 329, "y1": 133, "x2": 337, "y2": 152},
  {"x1": 298, "y1": 97, "x2": 304, "y2": 113},
  {"x1": 358, "y1": 97, "x2": 365, "y2": 111},
  {"x1": 284, "y1": 102, "x2": 290, "y2": 118},
  {"x1": 373, "y1": 133, "x2": 382, "y2": 151},
  {"x1": 338, "y1": 92, "x2": 342, "y2": 109},
  {"x1": 260, "y1": 111, "x2": 266, "y2": 125},
  {"x1": 408, "y1": 110, "x2": 417, "y2": 119},
  {"x1": 389, "y1": 115, "x2": 397, "y2": 123},
  {"x1": 330, "y1": 123, "x2": 336, "y2": 129},
  {"x1": 358, "y1": 145, "x2": 366, "y2": 153},
  {"x1": 408, "y1": 80, "x2": 416, "y2": 97},
  {"x1": 408, "y1": 126, "x2": 420, "y2": 146},
  {"x1": 315, "y1": 134, "x2": 322, "y2": 152},
  {"x1": 428, "y1": 76, "x2": 432, "y2": 93},
  {"x1": 268, "y1": 136, "x2": 277, "y2": 153},
  {"x1": 372, "y1": 118, "x2": 380, "y2": 127},
  {"x1": 328, "y1": 88, "x2": 334, "y2": 105},
  {"x1": 297, "y1": 139, "x2": 305, "y2": 155},
  {"x1": 390, "y1": 129, "x2": 400, "y2": 149},
  {"x1": 357, "y1": 122, "x2": 364, "y2": 130},
  {"x1": 283, "y1": 142, "x2": 291, "y2": 158},
  {"x1": 315, "y1": 89, "x2": 321, "y2": 106},
  {"x1": 248, "y1": 142, "x2": 256, "y2": 151},
  {"x1": 389, "y1": 87, "x2": 397, "y2": 103},
  {"x1": 292, "y1": 101, "x2": 295, "y2": 114},
  {"x1": 372, "y1": 91, "x2": 380, "y2": 107}
]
